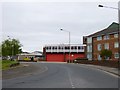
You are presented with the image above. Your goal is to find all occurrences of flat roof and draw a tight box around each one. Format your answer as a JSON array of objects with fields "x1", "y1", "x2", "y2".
[{"x1": 44, "y1": 44, "x2": 86, "y2": 47}]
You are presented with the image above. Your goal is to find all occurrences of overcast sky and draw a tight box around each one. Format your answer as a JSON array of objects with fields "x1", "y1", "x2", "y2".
[{"x1": 1, "y1": 0, "x2": 119, "y2": 52}]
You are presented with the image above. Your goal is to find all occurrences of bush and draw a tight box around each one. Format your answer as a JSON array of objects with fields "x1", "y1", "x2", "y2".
[{"x1": 100, "y1": 49, "x2": 112, "y2": 60}]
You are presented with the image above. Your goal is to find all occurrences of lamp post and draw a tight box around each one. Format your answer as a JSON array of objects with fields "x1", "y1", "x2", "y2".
[
  {"x1": 60, "y1": 28, "x2": 71, "y2": 63},
  {"x1": 98, "y1": 4, "x2": 120, "y2": 61},
  {"x1": 8, "y1": 36, "x2": 14, "y2": 60}
]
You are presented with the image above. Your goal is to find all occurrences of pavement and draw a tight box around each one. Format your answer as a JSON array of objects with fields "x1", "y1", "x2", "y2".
[{"x1": 76, "y1": 63, "x2": 119, "y2": 77}]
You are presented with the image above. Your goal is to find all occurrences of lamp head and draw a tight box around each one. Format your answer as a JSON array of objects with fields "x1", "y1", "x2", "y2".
[
  {"x1": 98, "y1": 5, "x2": 103, "y2": 7},
  {"x1": 60, "y1": 28, "x2": 63, "y2": 31}
]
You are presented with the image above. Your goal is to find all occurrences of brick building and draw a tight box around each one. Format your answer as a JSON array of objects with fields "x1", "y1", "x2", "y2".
[
  {"x1": 43, "y1": 44, "x2": 86, "y2": 62},
  {"x1": 83, "y1": 22, "x2": 119, "y2": 61}
]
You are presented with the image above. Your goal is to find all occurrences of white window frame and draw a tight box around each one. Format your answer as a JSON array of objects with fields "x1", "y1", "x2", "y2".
[
  {"x1": 87, "y1": 53, "x2": 92, "y2": 60},
  {"x1": 114, "y1": 34, "x2": 118, "y2": 38},
  {"x1": 104, "y1": 35, "x2": 109, "y2": 40},
  {"x1": 98, "y1": 54, "x2": 101, "y2": 60},
  {"x1": 114, "y1": 53, "x2": 119, "y2": 59},
  {"x1": 87, "y1": 45, "x2": 92, "y2": 52},
  {"x1": 104, "y1": 43, "x2": 109, "y2": 50},
  {"x1": 97, "y1": 36, "x2": 102, "y2": 41},
  {"x1": 97, "y1": 44, "x2": 101, "y2": 51},
  {"x1": 114, "y1": 42, "x2": 119, "y2": 48},
  {"x1": 87, "y1": 37, "x2": 92, "y2": 43}
]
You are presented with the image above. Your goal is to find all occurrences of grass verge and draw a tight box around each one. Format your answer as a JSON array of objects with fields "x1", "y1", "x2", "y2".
[{"x1": 1, "y1": 60, "x2": 19, "y2": 70}]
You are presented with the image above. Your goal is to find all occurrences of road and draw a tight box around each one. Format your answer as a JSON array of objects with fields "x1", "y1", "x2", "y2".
[{"x1": 2, "y1": 62, "x2": 118, "y2": 88}]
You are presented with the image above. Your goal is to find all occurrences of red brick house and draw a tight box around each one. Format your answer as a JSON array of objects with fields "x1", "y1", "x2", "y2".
[{"x1": 83, "y1": 22, "x2": 119, "y2": 61}]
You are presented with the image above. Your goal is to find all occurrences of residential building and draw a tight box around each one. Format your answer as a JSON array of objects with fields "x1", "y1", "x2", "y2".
[{"x1": 83, "y1": 22, "x2": 119, "y2": 60}]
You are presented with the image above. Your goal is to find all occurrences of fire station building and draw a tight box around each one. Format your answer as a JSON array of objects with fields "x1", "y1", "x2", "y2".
[{"x1": 43, "y1": 44, "x2": 86, "y2": 62}]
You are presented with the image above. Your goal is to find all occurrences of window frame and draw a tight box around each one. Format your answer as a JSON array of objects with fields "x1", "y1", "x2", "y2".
[
  {"x1": 114, "y1": 42, "x2": 119, "y2": 48},
  {"x1": 97, "y1": 44, "x2": 102, "y2": 51},
  {"x1": 104, "y1": 43, "x2": 109, "y2": 50},
  {"x1": 97, "y1": 36, "x2": 102, "y2": 41},
  {"x1": 114, "y1": 53, "x2": 119, "y2": 59},
  {"x1": 104, "y1": 35, "x2": 109, "y2": 40},
  {"x1": 114, "y1": 33, "x2": 118, "y2": 38}
]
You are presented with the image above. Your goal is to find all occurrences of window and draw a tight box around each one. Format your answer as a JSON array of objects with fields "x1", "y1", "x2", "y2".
[
  {"x1": 65, "y1": 46, "x2": 68, "y2": 49},
  {"x1": 98, "y1": 54, "x2": 101, "y2": 60},
  {"x1": 71, "y1": 46, "x2": 74, "y2": 50},
  {"x1": 87, "y1": 37, "x2": 92, "y2": 43},
  {"x1": 46, "y1": 47, "x2": 51, "y2": 50},
  {"x1": 52, "y1": 47, "x2": 54, "y2": 50},
  {"x1": 97, "y1": 36, "x2": 102, "y2": 41},
  {"x1": 114, "y1": 34, "x2": 118, "y2": 38},
  {"x1": 58, "y1": 46, "x2": 61, "y2": 49},
  {"x1": 75, "y1": 46, "x2": 77, "y2": 49},
  {"x1": 87, "y1": 45, "x2": 92, "y2": 52},
  {"x1": 55, "y1": 47, "x2": 57, "y2": 49},
  {"x1": 68, "y1": 46, "x2": 70, "y2": 49},
  {"x1": 87, "y1": 53, "x2": 92, "y2": 60},
  {"x1": 104, "y1": 43, "x2": 109, "y2": 49},
  {"x1": 104, "y1": 35, "x2": 109, "y2": 40},
  {"x1": 78, "y1": 46, "x2": 80, "y2": 49},
  {"x1": 65, "y1": 46, "x2": 70, "y2": 49},
  {"x1": 114, "y1": 53, "x2": 119, "y2": 59},
  {"x1": 81, "y1": 46, "x2": 84, "y2": 49},
  {"x1": 49, "y1": 47, "x2": 51, "y2": 49},
  {"x1": 97, "y1": 44, "x2": 101, "y2": 51},
  {"x1": 114, "y1": 42, "x2": 119, "y2": 48}
]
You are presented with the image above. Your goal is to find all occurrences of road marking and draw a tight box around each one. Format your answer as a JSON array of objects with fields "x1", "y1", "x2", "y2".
[
  {"x1": 71, "y1": 84, "x2": 75, "y2": 88},
  {"x1": 97, "y1": 69, "x2": 119, "y2": 78},
  {"x1": 73, "y1": 64, "x2": 119, "y2": 78},
  {"x1": 83, "y1": 65, "x2": 119, "y2": 78},
  {"x1": 67, "y1": 71, "x2": 75, "y2": 88}
]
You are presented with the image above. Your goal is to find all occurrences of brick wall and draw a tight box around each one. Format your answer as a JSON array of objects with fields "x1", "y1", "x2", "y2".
[{"x1": 93, "y1": 34, "x2": 119, "y2": 60}]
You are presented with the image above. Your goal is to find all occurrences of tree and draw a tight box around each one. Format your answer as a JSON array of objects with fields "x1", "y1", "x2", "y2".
[
  {"x1": 2, "y1": 38, "x2": 22, "y2": 56},
  {"x1": 0, "y1": 44, "x2": 1, "y2": 56},
  {"x1": 100, "y1": 49, "x2": 112, "y2": 60}
]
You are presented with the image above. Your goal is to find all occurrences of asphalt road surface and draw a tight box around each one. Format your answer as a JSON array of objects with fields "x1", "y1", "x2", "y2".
[{"x1": 2, "y1": 62, "x2": 118, "y2": 88}]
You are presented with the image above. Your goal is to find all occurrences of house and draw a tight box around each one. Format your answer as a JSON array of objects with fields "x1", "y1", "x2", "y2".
[
  {"x1": 83, "y1": 22, "x2": 119, "y2": 61},
  {"x1": 43, "y1": 44, "x2": 86, "y2": 62}
]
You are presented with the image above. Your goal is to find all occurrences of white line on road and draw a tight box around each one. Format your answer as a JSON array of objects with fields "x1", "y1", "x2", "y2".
[
  {"x1": 97, "y1": 69, "x2": 119, "y2": 78},
  {"x1": 67, "y1": 70, "x2": 75, "y2": 88},
  {"x1": 71, "y1": 64, "x2": 119, "y2": 78}
]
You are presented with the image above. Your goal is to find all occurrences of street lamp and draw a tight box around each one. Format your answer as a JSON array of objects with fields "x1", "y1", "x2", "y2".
[
  {"x1": 12, "y1": 45, "x2": 14, "y2": 59},
  {"x1": 98, "y1": 4, "x2": 120, "y2": 61},
  {"x1": 8, "y1": 36, "x2": 14, "y2": 60},
  {"x1": 60, "y1": 28, "x2": 71, "y2": 63},
  {"x1": 98, "y1": 5, "x2": 118, "y2": 10}
]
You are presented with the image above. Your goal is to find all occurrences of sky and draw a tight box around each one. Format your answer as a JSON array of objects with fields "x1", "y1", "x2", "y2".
[{"x1": 0, "y1": 0, "x2": 119, "y2": 52}]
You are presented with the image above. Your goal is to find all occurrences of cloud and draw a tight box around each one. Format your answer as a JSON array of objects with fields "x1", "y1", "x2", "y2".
[
  {"x1": 1, "y1": 0, "x2": 119, "y2": 2},
  {"x1": 2, "y1": 2, "x2": 118, "y2": 52}
]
